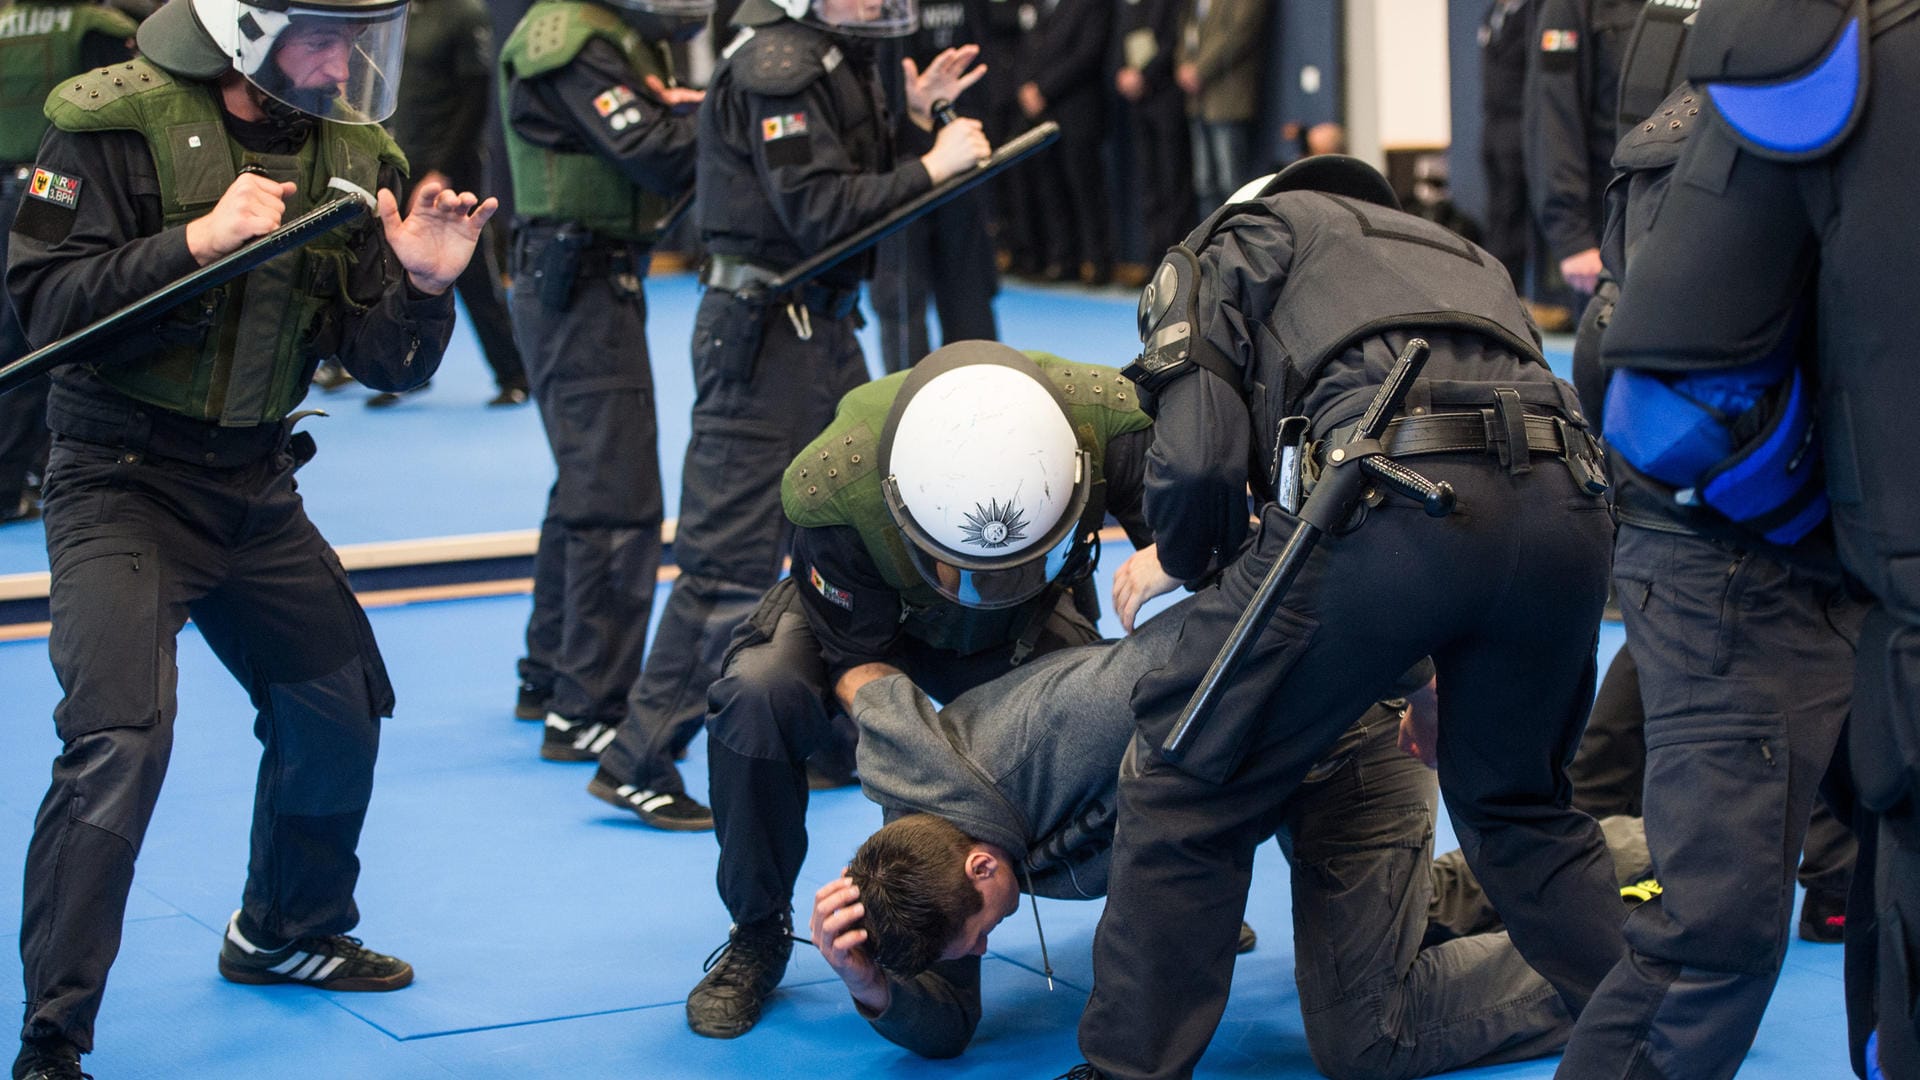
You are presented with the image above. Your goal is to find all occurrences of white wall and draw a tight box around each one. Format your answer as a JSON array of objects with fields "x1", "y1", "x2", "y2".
[{"x1": 1343, "y1": 0, "x2": 1454, "y2": 165}]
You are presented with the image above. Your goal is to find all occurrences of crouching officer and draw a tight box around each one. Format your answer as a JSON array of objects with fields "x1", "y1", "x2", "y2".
[
  {"x1": 588, "y1": 0, "x2": 990, "y2": 831},
  {"x1": 0, "y1": 0, "x2": 137, "y2": 525},
  {"x1": 683, "y1": 342, "x2": 1155, "y2": 1040},
  {"x1": 498, "y1": 0, "x2": 704, "y2": 766},
  {"x1": 1576, "y1": 6, "x2": 1920, "y2": 1076},
  {"x1": 5, "y1": 0, "x2": 496, "y2": 1075},
  {"x1": 1070, "y1": 156, "x2": 1625, "y2": 1080}
]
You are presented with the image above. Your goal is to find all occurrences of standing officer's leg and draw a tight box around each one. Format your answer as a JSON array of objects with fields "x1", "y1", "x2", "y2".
[
  {"x1": 516, "y1": 501, "x2": 565, "y2": 718},
  {"x1": 20, "y1": 440, "x2": 219, "y2": 1055},
  {"x1": 873, "y1": 225, "x2": 932, "y2": 374},
  {"x1": 926, "y1": 192, "x2": 999, "y2": 349}
]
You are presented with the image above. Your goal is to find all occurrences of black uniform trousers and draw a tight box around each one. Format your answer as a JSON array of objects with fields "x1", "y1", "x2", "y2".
[
  {"x1": 704, "y1": 577, "x2": 1101, "y2": 925},
  {"x1": 1030, "y1": 91, "x2": 1112, "y2": 277},
  {"x1": 597, "y1": 287, "x2": 868, "y2": 796},
  {"x1": 1480, "y1": 115, "x2": 1530, "y2": 292},
  {"x1": 1594, "y1": 28, "x2": 1920, "y2": 1073},
  {"x1": 1080, "y1": 454, "x2": 1624, "y2": 1080},
  {"x1": 0, "y1": 175, "x2": 50, "y2": 513},
  {"x1": 21, "y1": 434, "x2": 390, "y2": 1050},
  {"x1": 510, "y1": 229, "x2": 664, "y2": 727},
  {"x1": 870, "y1": 189, "x2": 1000, "y2": 374},
  {"x1": 1554, "y1": 525, "x2": 1862, "y2": 1079},
  {"x1": 456, "y1": 218, "x2": 527, "y2": 393},
  {"x1": 1129, "y1": 85, "x2": 1193, "y2": 262}
]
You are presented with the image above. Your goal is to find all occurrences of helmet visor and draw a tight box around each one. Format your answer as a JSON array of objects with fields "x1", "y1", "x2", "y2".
[
  {"x1": 812, "y1": 0, "x2": 916, "y2": 37},
  {"x1": 900, "y1": 514, "x2": 1086, "y2": 610},
  {"x1": 226, "y1": 2, "x2": 408, "y2": 123}
]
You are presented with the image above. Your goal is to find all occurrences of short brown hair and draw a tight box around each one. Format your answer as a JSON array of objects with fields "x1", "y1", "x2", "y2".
[{"x1": 846, "y1": 814, "x2": 985, "y2": 980}]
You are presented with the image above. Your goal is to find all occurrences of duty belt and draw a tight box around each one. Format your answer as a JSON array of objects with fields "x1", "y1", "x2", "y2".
[
  {"x1": 1311, "y1": 391, "x2": 1608, "y2": 495},
  {"x1": 704, "y1": 255, "x2": 861, "y2": 320}
]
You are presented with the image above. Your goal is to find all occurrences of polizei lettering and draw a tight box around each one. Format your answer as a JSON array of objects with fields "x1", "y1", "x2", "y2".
[{"x1": 0, "y1": 6, "x2": 75, "y2": 39}]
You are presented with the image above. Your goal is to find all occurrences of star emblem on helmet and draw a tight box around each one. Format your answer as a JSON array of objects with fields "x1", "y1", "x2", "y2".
[{"x1": 959, "y1": 499, "x2": 1028, "y2": 549}]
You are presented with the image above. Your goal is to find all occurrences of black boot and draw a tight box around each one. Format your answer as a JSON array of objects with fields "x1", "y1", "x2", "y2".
[
  {"x1": 13, "y1": 1037, "x2": 85, "y2": 1080},
  {"x1": 685, "y1": 915, "x2": 794, "y2": 1038}
]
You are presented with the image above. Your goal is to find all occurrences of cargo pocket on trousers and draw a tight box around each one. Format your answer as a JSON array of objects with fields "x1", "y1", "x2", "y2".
[
  {"x1": 1640, "y1": 712, "x2": 1792, "y2": 974},
  {"x1": 693, "y1": 294, "x2": 769, "y2": 383},
  {"x1": 1130, "y1": 599, "x2": 1320, "y2": 785},
  {"x1": 316, "y1": 544, "x2": 395, "y2": 718},
  {"x1": 48, "y1": 539, "x2": 166, "y2": 740}
]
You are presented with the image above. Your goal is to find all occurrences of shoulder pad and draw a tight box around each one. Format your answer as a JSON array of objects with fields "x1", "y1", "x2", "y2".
[
  {"x1": 1685, "y1": 0, "x2": 1849, "y2": 85},
  {"x1": 1699, "y1": 8, "x2": 1866, "y2": 162},
  {"x1": 509, "y1": 2, "x2": 626, "y2": 78},
  {"x1": 1029, "y1": 352, "x2": 1145, "y2": 415},
  {"x1": 729, "y1": 20, "x2": 834, "y2": 97},
  {"x1": 46, "y1": 58, "x2": 174, "y2": 128},
  {"x1": 783, "y1": 419, "x2": 882, "y2": 524},
  {"x1": 1613, "y1": 82, "x2": 1701, "y2": 171}
]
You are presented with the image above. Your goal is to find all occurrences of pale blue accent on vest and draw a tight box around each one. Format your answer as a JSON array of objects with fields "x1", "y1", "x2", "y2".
[
  {"x1": 1605, "y1": 370, "x2": 1735, "y2": 488},
  {"x1": 1706, "y1": 18, "x2": 1861, "y2": 154}
]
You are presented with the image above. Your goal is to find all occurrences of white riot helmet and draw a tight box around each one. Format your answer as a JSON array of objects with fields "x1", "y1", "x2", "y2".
[
  {"x1": 763, "y1": 0, "x2": 918, "y2": 38},
  {"x1": 879, "y1": 342, "x2": 1094, "y2": 610},
  {"x1": 600, "y1": 0, "x2": 714, "y2": 41},
  {"x1": 188, "y1": 0, "x2": 409, "y2": 122}
]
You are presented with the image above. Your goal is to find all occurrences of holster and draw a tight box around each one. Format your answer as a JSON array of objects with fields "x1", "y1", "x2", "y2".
[{"x1": 533, "y1": 224, "x2": 591, "y2": 312}]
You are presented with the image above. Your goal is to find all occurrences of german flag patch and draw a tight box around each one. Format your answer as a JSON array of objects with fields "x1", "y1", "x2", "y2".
[{"x1": 27, "y1": 167, "x2": 81, "y2": 209}]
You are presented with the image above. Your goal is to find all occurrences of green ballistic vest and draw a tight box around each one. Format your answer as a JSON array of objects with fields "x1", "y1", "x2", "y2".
[
  {"x1": 499, "y1": 0, "x2": 674, "y2": 240},
  {"x1": 45, "y1": 58, "x2": 406, "y2": 426},
  {"x1": 0, "y1": 0, "x2": 135, "y2": 162},
  {"x1": 783, "y1": 353, "x2": 1154, "y2": 655}
]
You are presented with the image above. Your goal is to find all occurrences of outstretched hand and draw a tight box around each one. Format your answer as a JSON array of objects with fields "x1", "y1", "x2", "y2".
[
  {"x1": 643, "y1": 73, "x2": 705, "y2": 113},
  {"x1": 904, "y1": 44, "x2": 987, "y2": 122},
  {"x1": 812, "y1": 874, "x2": 891, "y2": 1013},
  {"x1": 376, "y1": 179, "x2": 498, "y2": 296},
  {"x1": 1112, "y1": 544, "x2": 1182, "y2": 633}
]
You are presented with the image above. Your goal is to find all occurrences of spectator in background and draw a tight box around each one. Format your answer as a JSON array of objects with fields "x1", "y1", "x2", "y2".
[
  {"x1": 1176, "y1": 0, "x2": 1267, "y2": 220},
  {"x1": 1479, "y1": 0, "x2": 1533, "y2": 293},
  {"x1": 1015, "y1": 0, "x2": 1111, "y2": 284},
  {"x1": 871, "y1": 0, "x2": 1000, "y2": 372},
  {"x1": 979, "y1": 0, "x2": 1037, "y2": 276},
  {"x1": 1114, "y1": 0, "x2": 1191, "y2": 263},
  {"x1": 382, "y1": 0, "x2": 530, "y2": 409}
]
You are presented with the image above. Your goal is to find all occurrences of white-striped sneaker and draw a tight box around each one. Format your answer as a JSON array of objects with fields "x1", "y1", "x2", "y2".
[
  {"x1": 542, "y1": 712, "x2": 618, "y2": 762},
  {"x1": 587, "y1": 768, "x2": 714, "y2": 831},
  {"x1": 217, "y1": 912, "x2": 413, "y2": 992}
]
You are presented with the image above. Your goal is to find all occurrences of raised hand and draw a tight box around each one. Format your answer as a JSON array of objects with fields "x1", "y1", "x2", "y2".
[
  {"x1": 376, "y1": 178, "x2": 498, "y2": 296},
  {"x1": 904, "y1": 44, "x2": 986, "y2": 121}
]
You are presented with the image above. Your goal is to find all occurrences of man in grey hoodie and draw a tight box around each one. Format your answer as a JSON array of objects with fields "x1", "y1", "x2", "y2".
[{"x1": 808, "y1": 607, "x2": 1627, "y2": 1079}]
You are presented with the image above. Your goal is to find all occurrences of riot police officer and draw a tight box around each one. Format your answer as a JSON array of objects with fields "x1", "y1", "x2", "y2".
[
  {"x1": 1069, "y1": 156, "x2": 1625, "y2": 1079},
  {"x1": 680, "y1": 342, "x2": 1155, "y2": 1040},
  {"x1": 497, "y1": 0, "x2": 705, "y2": 774},
  {"x1": 586, "y1": 0, "x2": 988, "y2": 829},
  {"x1": 5, "y1": 0, "x2": 495, "y2": 1074},
  {"x1": 0, "y1": 0, "x2": 136, "y2": 524},
  {"x1": 1574, "y1": 5, "x2": 1920, "y2": 1076}
]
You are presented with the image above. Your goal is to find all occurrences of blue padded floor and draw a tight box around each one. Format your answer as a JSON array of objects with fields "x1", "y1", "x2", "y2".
[
  {"x1": 0, "y1": 275, "x2": 1574, "y2": 575},
  {"x1": 0, "y1": 568, "x2": 1851, "y2": 1079}
]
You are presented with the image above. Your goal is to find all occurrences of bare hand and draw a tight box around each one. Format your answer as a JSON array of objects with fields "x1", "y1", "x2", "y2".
[
  {"x1": 377, "y1": 179, "x2": 499, "y2": 296},
  {"x1": 1176, "y1": 62, "x2": 1202, "y2": 96},
  {"x1": 1115, "y1": 67, "x2": 1145, "y2": 101},
  {"x1": 905, "y1": 44, "x2": 987, "y2": 123},
  {"x1": 1396, "y1": 675, "x2": 1440, "y2": 768},
  {"x1": 1112, "y1": 544, "x2": 1181, "y2": 633},
  {"x1": 919, "y1": 116, "x2": 990, "y2": 184},
  {"x1": 1018, "y1": 81, "x2": 1045, "y2": 119},
  {"x1": 185, "y1": 172, "x2": 298, "y2": 265},
  {"x1": 812, "y1": 875, "x2": 891, "y2": 1013},
  {"x1": 643, "y1": 73, "x2": 705, "y2": 113},
  {"x1": 1560, "y1": 247, "x2": 1604, "y2": 296}
]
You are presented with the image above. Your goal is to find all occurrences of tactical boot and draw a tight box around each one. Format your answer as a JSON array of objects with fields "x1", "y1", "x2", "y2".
[
  {"x1": 12, "y1": 1038, "x2": 85, "y2": 1080},
  {"x1": 686, "y1": 916, "x2": 793, "y2": 1038}
]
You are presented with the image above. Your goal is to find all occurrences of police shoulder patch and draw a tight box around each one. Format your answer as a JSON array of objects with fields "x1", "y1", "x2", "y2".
[
  {"x1": 1540, "y1": 28, "x2": 1580, "y2": 52},
  {"x1": 809, "y1": 566, "x2": 855, "y2": 611},
  {"x1": 27, "y1": 167, "x2": 81, "y2": 209}
]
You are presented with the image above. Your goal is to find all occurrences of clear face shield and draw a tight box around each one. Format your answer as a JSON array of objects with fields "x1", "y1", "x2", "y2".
[
  {"x1": 810, "y1": 0, "x2": 917, "y2": 38},
  {"x1": 882, "y1": 450, "x2": 1093, "y2": 610},
  {"x1": 202, "y1": 0, "x2": 409, "y2": 123}
]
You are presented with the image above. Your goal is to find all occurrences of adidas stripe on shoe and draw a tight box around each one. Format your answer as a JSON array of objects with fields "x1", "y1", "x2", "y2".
[
  {"x1": 542, "y1": 712, "x2": 618, "y2": 761},
  {"x1": 217, "y1": 912, "x2": 413, "y2": 992},
  {"x1": 588, "y1": 768, "x2": 714, "y2": 831}
]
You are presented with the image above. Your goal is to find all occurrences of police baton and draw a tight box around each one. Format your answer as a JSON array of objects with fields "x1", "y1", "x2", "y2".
[
  {"x1": 1161, "y1": 338, "x2": 1456, "y2": 762},
  {"x1": 0, "y1": 180, "x2": 376, "y2": 398},
  {"x1": 762, "y1": 120, "x2": 1060, "y2": 294}
]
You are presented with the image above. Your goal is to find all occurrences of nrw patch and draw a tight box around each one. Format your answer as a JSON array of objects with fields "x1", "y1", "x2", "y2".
[
  {"x1": 27, "y1": 167, "x2": 81, "y2": 209},
  {"x1": 810, "y1": 566, "x2": 854, "y2": 611},
  {"x1": 592, "y1": 84, "x2": 638, "y2": 117},
  {"x1": 1540, "y1": 28, "x2": 1579, "y2": 52},
  {"x1": 760, "y1": 112, "x2": 808, "y2": 141}
]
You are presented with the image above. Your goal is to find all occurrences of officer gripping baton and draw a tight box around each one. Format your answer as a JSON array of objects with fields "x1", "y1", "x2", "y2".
[
  {"x1": 760, "y1": 120, "x2": 1060, "y2": 295},
  {"x1": 0, "y1": 179, "x2": 376, "y2": 398},
  {"x1": 1161, "y1": 338, "x2": 1457, "y2": 762}
]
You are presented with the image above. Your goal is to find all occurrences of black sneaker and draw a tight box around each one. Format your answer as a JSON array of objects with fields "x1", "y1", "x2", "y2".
[
  {"x1": 13, "y1": 1037, "x2": 85, "y2": 1080},
  {"x1": 514, "y1": 679, "x2": 550, "y2": 721},
  {"x1": 542, "y1": 713, "x2": 617, "y2": 761},
  {"x1": 1799, "y1": 889, "x2": 1846, "y2": 943},
  {"x1": 1237, "y1": 921, "x2": 1257, "y2": 954},
  {"x1": 686, "y1": 917, "x2": 794, "y2": 1039},
  {"x1": 588, "y1": 768, "x2": 714, "y2": 831},
  {"x1": 217, "y1": 911, "x2": 413, "y2": 991}
]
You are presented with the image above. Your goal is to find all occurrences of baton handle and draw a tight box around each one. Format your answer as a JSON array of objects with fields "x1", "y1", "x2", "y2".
[
  {"x1": 1361, "y1": 455, "x2": 1456, "y2": 517},
  {"x1": 0, "y1": 190, "x2": 373, "y2": 397}
]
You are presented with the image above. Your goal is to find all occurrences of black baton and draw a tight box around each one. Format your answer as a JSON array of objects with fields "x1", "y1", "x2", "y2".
[
  {"x1": 0, "y1": 185, "x2": 375, "y2": 397},
  {"x1": 1161, "y1": 338, "x2": 1455, "y2": 761}
]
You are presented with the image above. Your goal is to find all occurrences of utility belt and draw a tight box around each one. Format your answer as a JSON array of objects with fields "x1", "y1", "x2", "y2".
[
  {"x1": 49, "y1": 382, "x2": 316, "y2": 469},
  {"x1": 1302, "y1": 391, "x2": 1609, "y2": 502},
  {"x1": 510, "y1": 221, "x2": 649, "y2": 313},
  {"x1": 704, "y1": 255, "x2": 861, "y2": 321}
]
